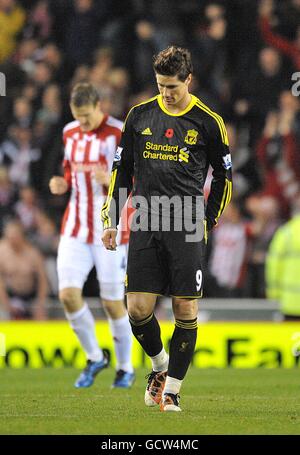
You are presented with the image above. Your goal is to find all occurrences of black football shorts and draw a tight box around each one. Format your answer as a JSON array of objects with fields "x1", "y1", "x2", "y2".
[{"x1": 125, "y1": 227, "x2": 205, "y2": 298}]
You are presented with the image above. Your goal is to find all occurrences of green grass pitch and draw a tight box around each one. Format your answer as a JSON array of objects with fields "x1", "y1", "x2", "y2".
[{"x1": 0, "y1": 368, "x2": 300, "y2": 435}]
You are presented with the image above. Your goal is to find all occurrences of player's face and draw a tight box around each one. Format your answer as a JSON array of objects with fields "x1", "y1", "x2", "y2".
[
  {"x1": 156, "y1": 73, "x2": 192, "y2": 107},
  {"x1": 70, "y1": 102, "x2": 102, "y2": 132}
]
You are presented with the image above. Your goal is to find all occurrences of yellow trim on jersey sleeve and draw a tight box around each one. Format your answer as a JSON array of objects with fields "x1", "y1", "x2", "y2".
[
  {"x1": 157, "y1": 94, "x2": 197, "y2": 117},
  {"x1": 101, "y1": 168, "x2": 118, "y2": 228},
  {"x1": 195, "y1": 99, "x2": 229, "y2": 146},
  {"x1": 215, "y1": 178, "x2": 232, "y2": 225}
]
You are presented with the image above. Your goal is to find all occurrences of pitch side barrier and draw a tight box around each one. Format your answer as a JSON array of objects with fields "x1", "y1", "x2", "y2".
[{"x1": 1, "y1": 300, "x2": 300, "y2": 369}]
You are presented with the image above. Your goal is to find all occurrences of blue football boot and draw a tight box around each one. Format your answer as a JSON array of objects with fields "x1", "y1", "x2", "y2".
[
  {"x1": 111, "y1": 369, "x2": 135, "y2": 388},
  {"x1": 75, "y1": 349, "x2": 110, "y2": 388}
]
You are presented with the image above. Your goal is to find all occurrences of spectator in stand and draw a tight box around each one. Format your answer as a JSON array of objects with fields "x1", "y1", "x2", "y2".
[
  {"x1": 30, "y1": 210, "x2": 59, "y2": 297},
  {"x1": 205, "y1": 201, "x2": 249, "y2": 298},
  {"x1": 266, "y1": 194, "x2": 300, "y2": 320},
  {"x1": 23, "y1": 0, "x2": 53, "y2": 42},
  {"x1": 0, "y1": 0, "x2": 26, "y2": 64},
  {"x1": 14, "y1": 186, "x2": 41, "y2": 234},
  {"x1": 0, "y1": 166, "x2": 17, "y2": 234},
  {"x1": 258, "y1": 0, "x2": 300, "y2": 71},
  {"x1": 63, "y1": 0, "x2": 109, "y2": 70},
  {"x1": 12, "y1": 96, "x2": 33, "y2": 128},
  {"x1": 226, "y1": 123, "x2": 260, "y2": 200},
  {"x1": 245, "y1": 195, "x2": 282, "y2": 298},
  {"x1": 0, "y1": 275, "x2": 10, "y2": 318},
  {"x1": 256, "y1": 90, "x2": 300, "y2": 216},
  {"x1": 232, "y1": 46, "x2": 290, "y2": 144},
  {"x1": 132, "y1": 19, "x2": 162, "y2": 92},
  {"x1": 0, "y1": 219, "x2": 48, "y2": 320},
  {"x1": 191, "y1": 2, "x2": 229, "y2": 107},
  {"x1": 0, "y1": 125, "x2": 41, "y2": 189}
]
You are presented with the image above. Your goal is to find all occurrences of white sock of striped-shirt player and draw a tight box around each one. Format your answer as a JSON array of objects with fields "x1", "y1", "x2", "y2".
[
  {"x1": 108, "y1": 314, "x2": 134, "y2": 373},
  {"x1": 65, "y1": 303, "x2": 104, "y2": 362}
]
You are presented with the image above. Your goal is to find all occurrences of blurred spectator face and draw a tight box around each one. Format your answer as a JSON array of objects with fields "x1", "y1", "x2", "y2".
[
  {"x1": 259, "y1": 196, "x2": 280, "y2": 220},
  {"x1": 135, "y1": 21, "x2": 155, "y2": 40},
  {"x1": 222, "y1": 202, "x2": 241, "y2": 223},
  {"x1": 75, "y1": 0, "x2": 93, "y2": 13},
  {"x1": 246, "y1": 195, "x2": 279, "y2": 220},
  {"x1": 13, "y1": 97, "x2": 32, "y2": 121},
  {"x1": 109, "y1": 68, "x2": 129, "y2": 90},
  {"x1": 70, "y1": 102, "x2": 102, "y2": 132},
  {"x1": 20, "y1": 187, "x2": 36, "y2": 205},
  {"x1": 93, "y1": 47, "x2": 113, "y2": 68},
  {"x1": 36, "y1": 211, "x2": 56, "y2": 235},
  {"x1": 279, "y1": 90, "x2": 300, "y2": 112},
  {"x1": 89, "y1": 63, "x2": 108, "y2": 85},
  {"x1": 32, "y1": 62, "x2": 52, "y2": 86},
  {"x1": 18, "y1": 38, "x2": 39, "y2": 61},
  {"x1": 259, "y1": 48, "x2": 281, "y2": 76},
  {"x1": 205, "y1": 3, "x2": 227, "y2": 40},
  {"x1": 22, "y1": 82, "x2": 38, "y2": 101},
  {"x1": 13, "y1": 126, "x2": 32, "y2": 146},
  {"x1": 155, "y1": 73, "x2": 192, "y2": 108},
  {"x1": 205, "y1": 4, "x2": 225, "y2": 21},
  {"x1": 0, "y1": 0, "x2": 15, "y2": 11},
  {"x1": 4, "y1": 222, "x2": 25, "y2": 250},
  {"x1": 43, "y1": 43, "x2": 62, "y2": 68},
  {"x1": 42, "y1": 84, "x2": 61, "y2": 112}
]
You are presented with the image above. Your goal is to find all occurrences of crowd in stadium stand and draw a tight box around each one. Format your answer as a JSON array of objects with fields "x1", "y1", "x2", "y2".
[{"x1": 0, "y1": 0, "x2": 300, "y2": 318}]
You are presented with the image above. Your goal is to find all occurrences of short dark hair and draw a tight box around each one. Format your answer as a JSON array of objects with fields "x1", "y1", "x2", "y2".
[
  {"x1": 70, "y1": 82, "x2": 100, "y2": 107},
  {"x1": 153, "y1": 46, "x2": 193, "y2": 81}
]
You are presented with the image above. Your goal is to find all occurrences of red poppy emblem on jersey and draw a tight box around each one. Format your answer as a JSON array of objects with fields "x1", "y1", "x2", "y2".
[{"x1": 165, "y1": 128, "x2": 174, "y2": 138}]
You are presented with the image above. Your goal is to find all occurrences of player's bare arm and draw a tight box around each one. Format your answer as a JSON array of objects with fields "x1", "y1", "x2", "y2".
[{"x1": 49, "y1": 176, "x2": 69, "y2": 195}]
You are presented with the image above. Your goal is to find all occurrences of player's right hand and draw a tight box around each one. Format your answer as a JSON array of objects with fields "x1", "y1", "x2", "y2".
[
  {"x1": 49, "y1": 176, "x2": 68, "y2": 195},
  {"x1": 102, "y1": 228, "x2": 118, "y2": 251}
]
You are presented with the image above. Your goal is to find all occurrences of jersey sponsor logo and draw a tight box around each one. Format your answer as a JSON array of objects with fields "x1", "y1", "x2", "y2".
[
  {"x1": 178, "y1": 147, "x2": 190, "y2": 163},
  {"x1": 143, "y1": 142, "x2": 191, "y2": 163},
  {"x1": 141, "y1": 127, "x2": 152, "y2": 135},
  {"x1": 114, "y1": 146, "x2": 123, "y2": 162},
  {"x1": 143, "y1": 150, "x2": 178, "y2": 161},
  {"x1": 222, "y1": 153, "x2": 232, "y2": 170},
  {"x1": 71, "y1": 162, "x2": 103, "y2": 172},
  {"x1": 145, "y1": 141, "x2": 178, "y2": 152},
  {"x1": 184, "y1": 129, "x2": 198, "y2": 145}
]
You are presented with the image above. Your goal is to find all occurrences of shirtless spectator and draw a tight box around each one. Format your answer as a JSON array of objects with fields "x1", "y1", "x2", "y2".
[{"x1": 0, "y1": 219, "x2": 48, "y2": 319}]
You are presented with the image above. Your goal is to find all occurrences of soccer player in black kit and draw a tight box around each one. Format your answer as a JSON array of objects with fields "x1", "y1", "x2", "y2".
[{"x1": 102, "y1": 46, "x2": 232, "y2": 411}]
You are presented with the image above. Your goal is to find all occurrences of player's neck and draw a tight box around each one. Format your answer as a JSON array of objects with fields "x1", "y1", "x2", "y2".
[
  {"x1": 89, "y1": 112, "x2": 105, "y2": 132},
  {"x1": 162, "y1": 93, "x2": 192, "y2": 114}
]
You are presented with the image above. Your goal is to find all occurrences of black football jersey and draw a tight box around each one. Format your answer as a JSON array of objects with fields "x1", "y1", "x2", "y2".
[{"x1": 102, "y1": 94, "x2": 232, "y2": 231}]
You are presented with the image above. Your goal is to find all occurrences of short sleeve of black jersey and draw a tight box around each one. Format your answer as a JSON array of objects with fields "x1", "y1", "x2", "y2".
[
  {"x1": 205, "y1": 116, "x2": 232, "y2": 231},
  {"x1": 101, "y1": 108, "x2": 135, "y2": 229}
]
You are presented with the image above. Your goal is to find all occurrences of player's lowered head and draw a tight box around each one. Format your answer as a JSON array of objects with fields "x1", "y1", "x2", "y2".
[
  {"x1": 70, "y1": 82, "x2": 104, "y2": 132},
  {"x1": 153, "y1": 46, "x2": 193, "y2": 113}
]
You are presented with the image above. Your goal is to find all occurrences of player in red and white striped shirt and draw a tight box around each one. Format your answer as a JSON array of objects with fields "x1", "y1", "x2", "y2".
[{"x1": 49, "y1": 83, "x2": 134, "y2": 389}]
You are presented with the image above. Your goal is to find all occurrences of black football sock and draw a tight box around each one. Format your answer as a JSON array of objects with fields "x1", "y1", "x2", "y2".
[
  {"x1": 168, "y1": 318, "x2": 198, "y2": 380},
  {"x1": 129, "y1": 313, "x2": 163, "y2": 357}
]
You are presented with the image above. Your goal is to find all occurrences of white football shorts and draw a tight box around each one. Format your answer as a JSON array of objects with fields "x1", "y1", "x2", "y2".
[{"x1": 57, "y1": 235, "x2": 127, "y2": 300}]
